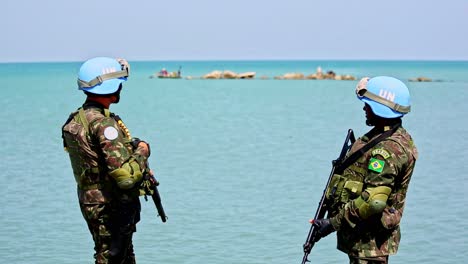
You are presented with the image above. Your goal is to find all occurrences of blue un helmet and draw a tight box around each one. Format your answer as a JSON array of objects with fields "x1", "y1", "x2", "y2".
[
  {"x1": 356, "y1": 76, "x2": 411, "y2": 118},
  {"x1": 77, "y1": 57, "x2": 130, "y2": 94}
]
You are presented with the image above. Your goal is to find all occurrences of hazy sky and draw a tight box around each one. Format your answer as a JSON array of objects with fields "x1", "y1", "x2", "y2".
[{"x1": 3, "y1": 0, "x2": 468, "y2": 62}]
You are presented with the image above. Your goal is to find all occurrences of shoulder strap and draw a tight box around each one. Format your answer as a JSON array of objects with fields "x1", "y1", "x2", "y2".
[
  {"x1": 336, "y1": 123, "x2": 400, "y2": 173},
  {"x1": 77, "y1": 108, "x2": 89, "y2": 132}
]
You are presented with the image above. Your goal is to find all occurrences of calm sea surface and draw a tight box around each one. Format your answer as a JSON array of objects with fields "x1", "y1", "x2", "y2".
[{"x1": 0, "y1": 60, "x2": 467, "y2": 263}]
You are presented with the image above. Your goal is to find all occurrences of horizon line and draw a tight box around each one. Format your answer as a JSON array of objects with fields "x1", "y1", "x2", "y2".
[{"x1": 1, "y1": 58, "x2": 468, "y2": 64}]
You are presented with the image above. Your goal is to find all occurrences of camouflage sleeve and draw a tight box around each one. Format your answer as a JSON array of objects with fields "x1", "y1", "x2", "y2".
[
  {"x1": 331, "y1": 140, "x2": 408, "y2": 230},
  {"x1": 89, "y1": 116, "x2": 132, "y2": 171},
  {"x1": 131, "y1": 144, "x2": 150, "y2": 172}
]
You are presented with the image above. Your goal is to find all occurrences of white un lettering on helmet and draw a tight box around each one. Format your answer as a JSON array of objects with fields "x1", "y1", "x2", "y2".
[
  {"x1": 102, "y1": 67, "x2": 116, "y2": 74},
  {"x1": 379, "y1": 90, "x2": 396, "y2": 102}
]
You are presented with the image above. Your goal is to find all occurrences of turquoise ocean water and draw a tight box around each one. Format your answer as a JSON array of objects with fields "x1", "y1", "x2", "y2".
[{"x1": 1, "y1": 60, "x2": 467, "y2": 263}]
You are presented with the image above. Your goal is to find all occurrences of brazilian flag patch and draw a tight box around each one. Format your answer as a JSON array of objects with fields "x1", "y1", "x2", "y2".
[{"x1": 368, "y1": 158, "x2": 385, "y2": 173}]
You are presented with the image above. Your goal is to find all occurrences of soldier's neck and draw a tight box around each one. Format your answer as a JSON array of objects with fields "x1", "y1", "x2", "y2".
[{"x1": 85, "y1": 96, "x2": 113, "y2": 109}]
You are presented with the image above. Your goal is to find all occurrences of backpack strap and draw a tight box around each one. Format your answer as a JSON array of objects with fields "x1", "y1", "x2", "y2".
[{"x1": 77, "y1": 108, "x2": 89, "y2": 132}]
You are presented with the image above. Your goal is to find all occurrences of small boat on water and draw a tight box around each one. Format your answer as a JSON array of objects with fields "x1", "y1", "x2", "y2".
[{"x1": 149, "y1": 66, "x2": 182, "y2": 79}]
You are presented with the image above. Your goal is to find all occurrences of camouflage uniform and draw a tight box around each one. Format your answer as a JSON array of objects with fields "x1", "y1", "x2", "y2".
[
  {"x1": 62, "y1": 101, "x2": 149, "y2": 264},
  {"x1": 326, "y1": 125, "x2": 418, "y2": 262}
]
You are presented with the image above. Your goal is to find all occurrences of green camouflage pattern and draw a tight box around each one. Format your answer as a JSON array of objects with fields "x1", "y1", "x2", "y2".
[
  {"x1": 328, "y1": 126, "x2": 418, "y2": 258},
  {"x1": 62, "y1": 103, "x2": 148, "y2": 263},
  {"x1": 62, "y1": 104, "x2": 149, "y2": 203}
]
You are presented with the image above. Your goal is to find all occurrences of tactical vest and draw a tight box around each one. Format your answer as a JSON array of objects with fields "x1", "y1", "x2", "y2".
[{"x1": 326, "y1": 126, "x2": 417, "y2": 216}]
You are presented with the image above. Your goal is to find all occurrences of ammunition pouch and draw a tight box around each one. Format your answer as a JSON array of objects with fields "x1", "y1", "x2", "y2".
[
  {"x1": 326, "y1": 174, "x2": 363, "y2": 206},
  {"x1": 109, "y1": 159, "x2": 143, "y2": 189},
  {"x1": 354, "y1": 186, "x2": 392, "y2": 219}
]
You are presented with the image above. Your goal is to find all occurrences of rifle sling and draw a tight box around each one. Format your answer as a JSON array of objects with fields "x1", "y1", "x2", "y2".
[{"x1": 336, "y1": 123, "x2": 400, "y2": 173}]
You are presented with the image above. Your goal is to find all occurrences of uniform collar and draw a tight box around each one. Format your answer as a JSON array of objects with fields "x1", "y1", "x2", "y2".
[{"x1": 83, "y1": 101, "x2": 106, "y2": 110}]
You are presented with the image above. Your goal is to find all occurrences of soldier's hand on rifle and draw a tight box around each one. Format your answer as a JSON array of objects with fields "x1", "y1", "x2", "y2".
[
  {"x1": 138, "y1": 142, "x2": 150, "y2": 156},
  {"x1": 309, "y1": 218, "x2": 335, "y2": 242},
  {"x1": 131, "y1": 137, "x2": 151, "y2": 157}
]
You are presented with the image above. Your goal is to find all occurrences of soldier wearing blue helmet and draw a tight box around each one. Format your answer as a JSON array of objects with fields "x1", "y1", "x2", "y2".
[
  {"x1": 311, "y1": 76, "x2": 418, "y2": 263},
  {"x1": 62, "y1": 57, "x2": 154, "y2": 263}
]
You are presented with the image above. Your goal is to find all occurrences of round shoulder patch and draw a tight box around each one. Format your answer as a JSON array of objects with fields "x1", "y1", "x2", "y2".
[{"x1": 104, "y1": 127, "x2": 119, "y2": 140}]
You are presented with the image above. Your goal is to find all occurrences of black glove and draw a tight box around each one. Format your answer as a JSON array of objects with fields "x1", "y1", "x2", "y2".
[{"x1": 313, "y1": 218, "x2": 335, "y2": 242}]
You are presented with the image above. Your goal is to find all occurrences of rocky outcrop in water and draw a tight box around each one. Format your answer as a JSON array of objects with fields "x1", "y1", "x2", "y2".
[
  {"x1": 274, "y1": 68, "x2": 356, "y2": 80},
  {"x1": 202, "y1": 70, "x2": 256, "y2": 79}
]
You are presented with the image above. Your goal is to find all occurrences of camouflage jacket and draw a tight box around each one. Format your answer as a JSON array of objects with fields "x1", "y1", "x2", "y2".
[
  {"x1": 62, "y1": 102, "x2": 148, "y2": 204},
  {"x1": 327, "y1": 126, "x2": 418, "y2": 258}
]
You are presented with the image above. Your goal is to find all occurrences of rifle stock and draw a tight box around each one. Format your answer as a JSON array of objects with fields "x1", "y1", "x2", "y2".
[{"x1": 301, "y1": 129, "x2": 355, "y2": 263}]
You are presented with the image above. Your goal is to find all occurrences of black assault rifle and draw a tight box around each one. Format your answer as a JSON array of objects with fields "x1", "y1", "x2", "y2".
[
  {"x1": 301, "y1": 129, "x2": 355, "y2": 263},
  {"x1": 143, "y1": 168, "x2": 168, "y2": 223}
]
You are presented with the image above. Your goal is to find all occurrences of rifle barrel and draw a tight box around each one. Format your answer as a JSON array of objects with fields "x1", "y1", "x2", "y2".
[{"x1": 152, "y1": 185, "x2": 167, "y2": 223}]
